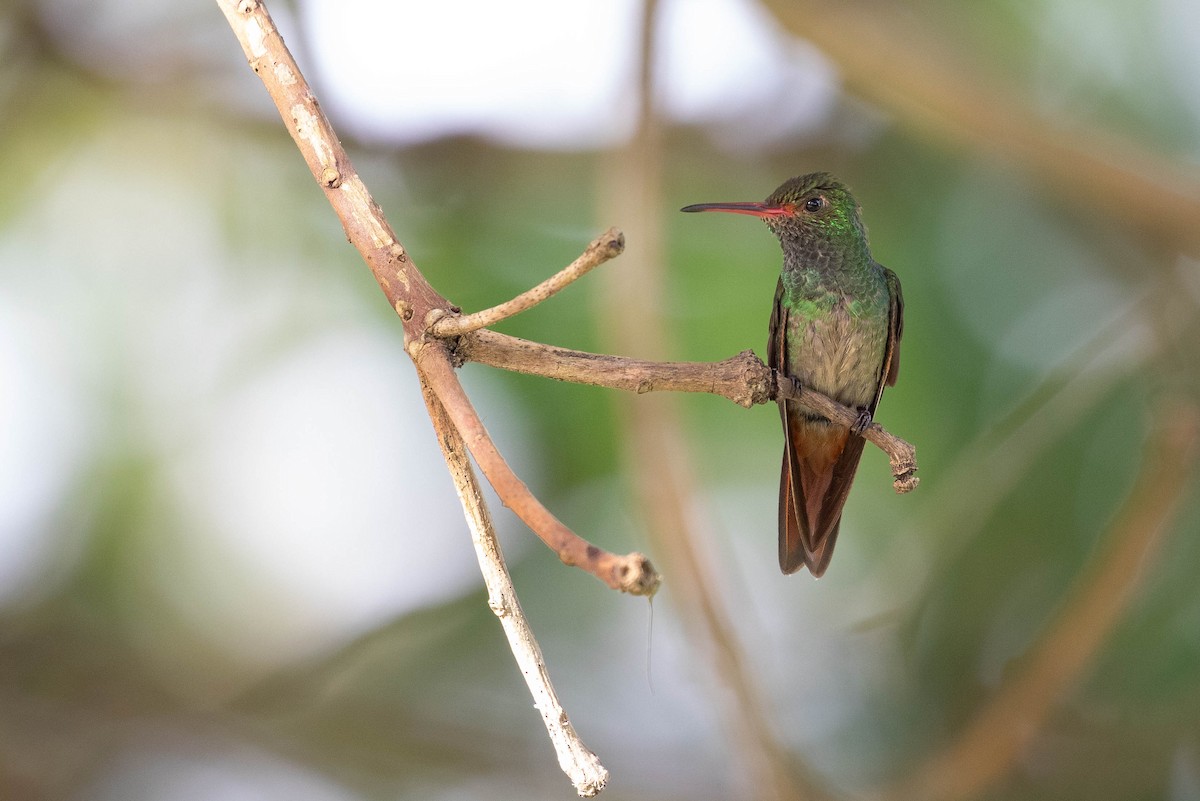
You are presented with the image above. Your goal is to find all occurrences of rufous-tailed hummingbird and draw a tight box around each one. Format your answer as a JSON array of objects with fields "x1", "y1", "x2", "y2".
[{"x1": 682, "y1": 173, "x2": 903, "y2": 577}]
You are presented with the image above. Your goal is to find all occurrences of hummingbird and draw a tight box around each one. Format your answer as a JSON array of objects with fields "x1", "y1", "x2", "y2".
[{"x1": 681, "y1": 174, "x2": 903, "y2": 576}]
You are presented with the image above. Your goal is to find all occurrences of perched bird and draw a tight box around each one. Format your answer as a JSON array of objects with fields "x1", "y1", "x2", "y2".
[{"x1": 681, "y1": 174, "x2": 903, "y2": 576}]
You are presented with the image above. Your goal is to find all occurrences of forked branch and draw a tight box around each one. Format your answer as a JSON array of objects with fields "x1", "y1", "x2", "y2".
[
  {"x1": 415, "y1": 339, "x2": 661, "y2": 596},
  {"x1": 216, "y1": 1, "x2": 917, "y2": 794}
]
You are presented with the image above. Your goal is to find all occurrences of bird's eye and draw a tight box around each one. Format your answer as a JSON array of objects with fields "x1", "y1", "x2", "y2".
[{"x1": 804, "y1": 197, "x2": 824, "y2": 212}]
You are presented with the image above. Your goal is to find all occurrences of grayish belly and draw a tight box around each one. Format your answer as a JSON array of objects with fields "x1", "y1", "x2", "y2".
[{"x1": 788, "y1": 306, "x2": 888, "y2": 409}]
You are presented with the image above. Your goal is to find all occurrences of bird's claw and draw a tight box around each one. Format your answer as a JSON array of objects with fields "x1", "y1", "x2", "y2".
[
  {"x1": 851, "y1": 409, "x2": 873, "y2": 435},
  {"x1": 770, "y1": 369, "x2": 803, "y2": 401}
]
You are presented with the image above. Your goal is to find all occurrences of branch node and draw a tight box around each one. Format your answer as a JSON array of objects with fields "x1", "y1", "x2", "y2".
[
  {"x1": 737, "y1": 350, "x2": 774, "y2": 407},
  {"x1": 321, "y1": 166, "x2": 342, "y2": 188}
]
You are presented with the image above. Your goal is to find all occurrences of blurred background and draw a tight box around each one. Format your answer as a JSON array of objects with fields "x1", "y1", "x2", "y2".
[{"x1": 2, "y1": 0, "x2": 1200, "y2": 799}]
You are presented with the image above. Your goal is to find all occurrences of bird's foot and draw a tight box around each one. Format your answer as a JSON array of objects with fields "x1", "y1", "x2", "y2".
[
  {"x1": 770, "y1": 369, "x2": 803, "y2": 401},
  {"x1": 850, "y1": 409, "x2": 874, "y2": 435}
]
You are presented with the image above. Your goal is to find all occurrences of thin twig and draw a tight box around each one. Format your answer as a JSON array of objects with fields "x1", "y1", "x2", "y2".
[
  {"x1": 588, "y1": 2, "x2": 827, "y2": 799},
  {"x1": 429, "y1": 228, "x2": 626, "y2": 337},
  {"x1": 418, "y1": 379, "x2": 609, "y2": 796},
  {"x1": 459, "y1": 330, "x2": 919, "y2": 492},
  {"x1": 416, "y1": 339, "x2": 661, "y2": 596},
  {"x1": 887, "y1": 398, "x2": 1200, "y2": 801}
]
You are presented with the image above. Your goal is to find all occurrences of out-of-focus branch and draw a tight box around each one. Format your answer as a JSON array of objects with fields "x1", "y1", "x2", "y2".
[
  {"x1": 887, "y1": 398, "x2": 1200, "y2": 801},
  {"x1": 759, "y1": 0, "x2": 1200, "y2": 256},
  {"x1": 590, "y1": 1, "x2": 829, "y2": 799},
  {"x1": 418, "y1": 379, "x2": 609, "y2": 796}
]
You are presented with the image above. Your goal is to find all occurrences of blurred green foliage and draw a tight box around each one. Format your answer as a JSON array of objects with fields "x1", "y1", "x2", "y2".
[{"x1": 1, "y1": 2, "x2": 1199, "y2": 800}]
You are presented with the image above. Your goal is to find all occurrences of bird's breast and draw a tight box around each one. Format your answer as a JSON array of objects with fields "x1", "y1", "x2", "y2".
[{"x1": 785, "y1": 294, "x2": 889, "y2": 409}]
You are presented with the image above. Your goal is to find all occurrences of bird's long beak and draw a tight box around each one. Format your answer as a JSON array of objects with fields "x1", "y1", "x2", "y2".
[{"x1": 679, "y1": 201, "x2": 792, "y2": 218}]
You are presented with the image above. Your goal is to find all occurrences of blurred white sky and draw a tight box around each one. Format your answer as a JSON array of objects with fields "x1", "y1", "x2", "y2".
[{"x1": 303, "y1": 0, "x2": 837, "y2": 148}]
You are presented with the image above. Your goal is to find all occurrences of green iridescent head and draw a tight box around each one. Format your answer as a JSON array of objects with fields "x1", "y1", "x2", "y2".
[{"x1": 681, "y1": 172, "x2": 867, "y2": 247}]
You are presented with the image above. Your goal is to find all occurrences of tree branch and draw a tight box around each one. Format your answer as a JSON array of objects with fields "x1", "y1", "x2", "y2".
[
  {"x1": 215, "y1": 1, "x2": 646, "y2": 791},
  {"x1": 458, "y1": 329, "x2": 919, "y2": 492},
  {"x1": 418, "y1": 378, "x2": 609, "y2": 796},
  {"x1": 460, "y1": 330, "x2": 772, "y2": 406},
  {"x1": 215, "y1": 0, "x2": 448, "y2": 344},
  {"x1": 216, "y1": 1, "x2": 918, "y2": 794},
  {"x1": 780, "y1": 377, "x2": 920, "y2": 493}
]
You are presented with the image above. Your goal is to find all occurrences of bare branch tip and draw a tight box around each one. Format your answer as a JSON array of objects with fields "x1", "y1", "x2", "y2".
[
  {"x1": 617, "y1": 552, "x2": 662, "y2": 597},
  {"x1": 575, "y1": 773, "x2": 609, "y2": 797},
  {"x1": 603, "y1": 227, "x2": 625, "y2": 256}
]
